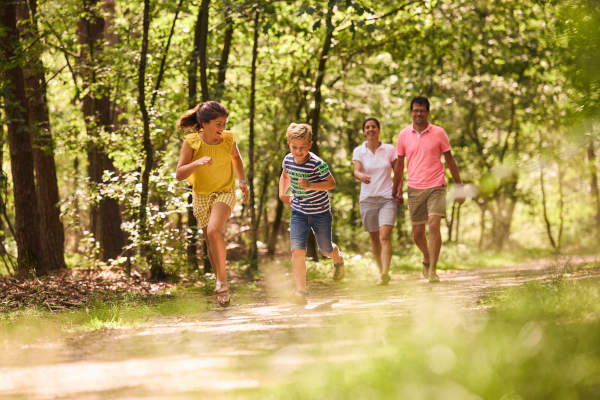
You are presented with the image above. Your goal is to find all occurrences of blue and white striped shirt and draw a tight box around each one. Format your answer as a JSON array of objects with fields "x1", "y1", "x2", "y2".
[{"x1": 282, "y1": 152, "x2": 331, "y2": 214}]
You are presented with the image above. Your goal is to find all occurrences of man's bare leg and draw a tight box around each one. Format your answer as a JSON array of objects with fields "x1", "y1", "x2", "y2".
[
  {"x1": 427, "y1": 215, "x2": 442, "y2": 281},
  {"x1": 412, "y1": 222, "x2": 430, "y2": 278}
]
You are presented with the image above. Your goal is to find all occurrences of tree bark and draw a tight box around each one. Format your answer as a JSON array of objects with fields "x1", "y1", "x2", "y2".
[
  {"x1": 187, "y1": 0, "x2": 211, "y2": 272},
  {"x1": 305, "y1": 7, "x2": 335, "y2": 260},
  {"x1": 190, "y1": 0, "x2": 210, "y2": 103},
  {"x1": 267, "y1": 196, "x2": 284, "y2": 256},
  {"x1": 588, "y1": 142, "x2": 600, "y2": 239},
  {"x1": 309, "y1": 6, "x2": 334, "y2": 156},
  {"x1": 18, "y1": 0, "x2": 66, "y2": 271},
  {"x1": 151, "y1": 0, "x2": 184, "y2": 109},
  {"x1": 256, "y1": 167, "x2": 271, "y2": 242},
  {"x1": 247, "y1": 10, "x2": 260, "y2": 268},
  {"x1": 0, "y1": 1, "x2": 43, "y2": 276},
  {"x1": 215, "y1": 13, "x2": 233, "y2": 101},
  {"x1": 78, "y1": 0, "x2": 125, "y2": 261},
  {"x1": 138, "y1": 0, "x2": 165, "y2": 279}
]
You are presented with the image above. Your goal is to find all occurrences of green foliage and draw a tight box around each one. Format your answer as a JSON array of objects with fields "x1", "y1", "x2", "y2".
[{"x1": 1, "y1": 0, "x2": 597, "y2": 275}]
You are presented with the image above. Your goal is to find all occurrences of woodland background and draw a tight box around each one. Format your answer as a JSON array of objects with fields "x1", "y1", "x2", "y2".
[{"x1": 1, "y1": 0, "x2": 599, "y2": 280}]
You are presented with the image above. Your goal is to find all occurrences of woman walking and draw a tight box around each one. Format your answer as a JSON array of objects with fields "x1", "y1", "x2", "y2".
[{"x1": 352, "y1": 118, "x2": 399, "y2": 285}]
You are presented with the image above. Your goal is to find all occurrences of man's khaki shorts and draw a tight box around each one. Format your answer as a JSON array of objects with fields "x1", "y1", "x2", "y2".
[
  {"x1": 192, "y1": 188, "x2": 236, "y2": 228},
  {"x1": 407, "y1": 185, "x2": 446, "y2": 225}
]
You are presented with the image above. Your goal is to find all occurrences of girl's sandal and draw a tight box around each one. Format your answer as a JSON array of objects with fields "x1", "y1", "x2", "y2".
[{"x1": 214, "y1": 286, "x2": 231, "y2": 307}]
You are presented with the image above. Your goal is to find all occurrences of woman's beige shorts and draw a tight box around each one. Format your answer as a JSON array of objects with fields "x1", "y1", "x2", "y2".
[
  {"x1": 407, "y1": 185, "x2": 446, "y2": 224},
  {"x1": 192, "y1": 188, "x2": 236, "y2": 228},
  {"x1": 359, "y1": 197, "x2": 397, "y2": 232}
]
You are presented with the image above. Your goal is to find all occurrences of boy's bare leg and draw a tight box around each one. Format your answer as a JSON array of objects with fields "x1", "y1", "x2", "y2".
[
  {"x1": 368, "y1": 232, "x2": 382, "y2": 273},
  {"x1": 427, "y1": 215, "x2": 442, "y2": 279},
  {"x1": 205, "y1": 203, "x2": 232, "y2": 285},
  {"x1": 292, "y1": 249, "x2": 307, "y2": 292},
  {"x1": 412, "y1": 222, "x2": 430, "y2": 268},
  {"x1": 329, "y1": 243, "x2": 343, "y2": 264},
  {"x1": 326, "y1": 243, "x2": 344, "y2": 281},
  {"x1": 379, "y1": 225, "x2": 393, "y2": 276}
]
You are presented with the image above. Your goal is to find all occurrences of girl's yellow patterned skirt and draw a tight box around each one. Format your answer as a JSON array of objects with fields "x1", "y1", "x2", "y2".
[{"x1": 192, "y1": 188, "x2": 237, "y2": 228}]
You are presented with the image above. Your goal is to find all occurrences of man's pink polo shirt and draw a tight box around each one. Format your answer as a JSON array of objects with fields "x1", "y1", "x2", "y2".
[{"x1": 396, "y1": 123, "x2": 451, "y2": 189}]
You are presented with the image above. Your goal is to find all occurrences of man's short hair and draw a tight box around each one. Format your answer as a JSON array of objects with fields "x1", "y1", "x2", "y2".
[{"x1": 410, "y1": 96, "x2": 430, "y2": 111}]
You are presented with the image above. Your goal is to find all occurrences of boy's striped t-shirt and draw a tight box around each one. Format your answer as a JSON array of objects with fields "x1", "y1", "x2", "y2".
[{"x1": 282, "y1": 152, "x2": 331, "y2": 214}]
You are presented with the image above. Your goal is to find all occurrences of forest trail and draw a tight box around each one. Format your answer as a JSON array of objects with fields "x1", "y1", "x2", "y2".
[{"x1": 1, "y1": 255, "x2": 599, "y2": 399}]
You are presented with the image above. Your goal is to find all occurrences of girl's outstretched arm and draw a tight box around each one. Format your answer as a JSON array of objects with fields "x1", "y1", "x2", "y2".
[
  {"x1": 176, "y1": 141, "x2": 212, "y2": 181},
  {"x1": 231, "y1": 143, "x2": 249, "y2": 203}
]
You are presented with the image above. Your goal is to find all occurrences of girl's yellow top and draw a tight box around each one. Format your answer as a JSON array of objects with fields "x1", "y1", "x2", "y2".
[{"x1": 185, "y1": 130, "x2": 235, "y2": 195}]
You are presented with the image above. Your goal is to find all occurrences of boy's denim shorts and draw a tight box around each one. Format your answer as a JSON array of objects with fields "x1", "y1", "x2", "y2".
[{"x1": 290, "y1": 210, "x2": 333, "y2": 255}]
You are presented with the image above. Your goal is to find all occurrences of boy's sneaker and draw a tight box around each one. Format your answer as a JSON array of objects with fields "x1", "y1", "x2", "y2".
[
  {"x1": 333, "y1": 250, "x2": 345, "y2": 281},
  {"x1": 333, "y1": 262, "x2": 344, "y2": 281},
  {"x1": 293, "y1": 290, "x2": 308, "y2": 305}
]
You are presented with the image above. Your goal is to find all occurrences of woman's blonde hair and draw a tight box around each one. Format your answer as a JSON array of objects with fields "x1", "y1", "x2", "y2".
[{"x1": 286, "y1": 123, "x2": 312, "y2": 143}]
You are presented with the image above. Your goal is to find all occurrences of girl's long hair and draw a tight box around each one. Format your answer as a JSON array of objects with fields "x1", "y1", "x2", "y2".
[{"x1": 176, "y1": 101, "x2": 229, "y2": 131}]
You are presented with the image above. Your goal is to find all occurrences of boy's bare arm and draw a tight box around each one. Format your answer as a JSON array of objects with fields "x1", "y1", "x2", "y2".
[
  {"x1": 279, "y1": 170, "x2": 292, "y2": 205},
  {"x1": 298, "y1": 174, "x2": 335, "y2": 191}
]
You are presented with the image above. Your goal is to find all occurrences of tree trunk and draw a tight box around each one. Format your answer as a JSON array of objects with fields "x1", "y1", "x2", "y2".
[
  {"x1": 540, "y1": 167, "x2": 557, "y2": 250},
  {"x1": 309, "y1": 6, "x2": 334, "y2": 156},
  {"x1": 477, "y1": 201, "x2": 487, "y2": 249},
  {"x1": 0, "y1": 1, "x2": 43, "y2": 276},
  {"x1": 78, "y1": 0, "x2": 125, "y2": 261},
  {"x1": 256, "y1": 167, "x2": 271, "y2": 243},
  {"x1": 305, "y1": 7, "x2": 334, "y2": 260},
  {"x1": 151, "y1": 0, "x2": 184, "y2": 109},
  {"x1": 190, "y1": 0, "x2": 210, "y2": 103},
  {"x1": 186, "y1": 193, "x2": 199, "y2": 270},
  {"x1": 215, "y1": 13, "x2": 233, "y2": 101},
  {"x1": 557, "y1": 161, "x2": 564, "y2": 250},
  {"x1": 588, "y1": 142, "x2": 600, "y2": 240},
  {"x1": 267, "y1": 196, "x2": 284, "y2": 255},
  {"x1": 18, "y1": 0, "x2": 66, "y2": 271},
  {"x1": 446, "y1": 200, "x2": 457, "y2": 243},
  {"x1": 138, "y1": 0, "x2": 164, "y2": 279},
  {"x1": 490, "y1": 190, "x2": 516, "y2": 250},
  {"x1": 188, "y1": 0, "x2": 211, "y2": 271},
  {"x1": 455, "y1": 203, "x2": 461, "y2": 243},
  {"x1": 247, "y1": 10, "x2": 260, "y2": 268}
]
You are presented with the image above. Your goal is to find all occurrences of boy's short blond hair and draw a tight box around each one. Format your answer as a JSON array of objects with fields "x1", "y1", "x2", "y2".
[{"x1": 286, "y1": 123, "x2": 312, "y2": 143}]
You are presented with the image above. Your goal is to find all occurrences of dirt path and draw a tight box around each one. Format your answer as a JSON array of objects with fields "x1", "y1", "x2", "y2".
[{"x1": 1, "y1": 255, "x2": 598, "y2": 399}]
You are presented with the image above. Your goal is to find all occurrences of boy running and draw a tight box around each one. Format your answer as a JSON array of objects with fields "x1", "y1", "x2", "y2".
[{"x1": 279, "y1": 123, "x2": 344, "y2": 305}]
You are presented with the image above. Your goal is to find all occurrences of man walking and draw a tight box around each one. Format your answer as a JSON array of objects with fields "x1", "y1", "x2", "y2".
[{"x1": 394, "y1": 96, "x2": 464, "y2": 282}]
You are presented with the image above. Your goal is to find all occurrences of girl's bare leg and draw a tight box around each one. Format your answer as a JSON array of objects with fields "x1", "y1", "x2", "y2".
[{"x1": 204, "y1": 202, "x2": 232, "y2": 285}]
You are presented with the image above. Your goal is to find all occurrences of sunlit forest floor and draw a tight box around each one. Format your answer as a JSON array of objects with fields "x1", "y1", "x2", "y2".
[{"x1": 1, "y1": 252, "x2": 599, "y2": 399}]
